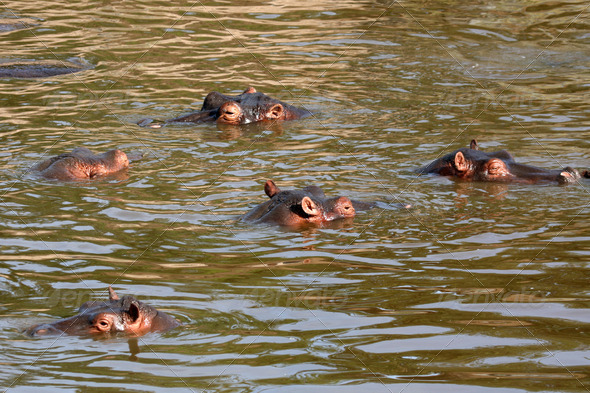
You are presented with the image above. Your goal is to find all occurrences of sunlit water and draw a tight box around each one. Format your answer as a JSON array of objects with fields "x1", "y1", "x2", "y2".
[{"x1": 1, "y1": 1, "x2": 589, "y2": 392}]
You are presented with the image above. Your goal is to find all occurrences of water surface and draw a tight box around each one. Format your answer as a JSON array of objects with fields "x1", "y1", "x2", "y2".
[{"x1": 1, "y1": 1, "x2": 589, "y2": 392}]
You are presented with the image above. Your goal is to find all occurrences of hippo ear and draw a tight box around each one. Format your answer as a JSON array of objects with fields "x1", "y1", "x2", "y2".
[
  {"x1": 453, "y1": 152, "x2": 469, "y2": 172},
  {"x1": 470, "y1": 139, "x2": 479, "y2": 150},
  {"x1": 242, "y1": 87, "x2": 256, "y2": 94},
  {"x1": 264, "y1": 180, "x2": 280, "y2": 198},
  {"x1": 267, "y1": 104, "x2": 284, "y2": 120},
  {"x1": 120, "y1": 295, "x2": 141, "y2": 323},
  {"x1": 108, "y1": 286, "x2": 119, "y2": 301},
  {"x1": 127, "y1": 300, "x2": 141, "y2": 323},
  {"x1": 301, "y1": 196, "x2": 320, "y2": 217}
]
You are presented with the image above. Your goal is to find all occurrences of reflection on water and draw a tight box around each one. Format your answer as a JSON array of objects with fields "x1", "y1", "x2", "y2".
[{"x1": 1, "y1": 0, "x2": 589, "y2": 392}]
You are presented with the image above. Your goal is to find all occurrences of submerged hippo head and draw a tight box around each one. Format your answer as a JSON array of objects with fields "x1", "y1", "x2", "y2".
[
  {"x1": 26, "y1": 287, "x2": 180, "y2": 337},
  {"x1": 242, "y1": 180, "x2": 357, "y2": 227},
  {"x1": 419, "y1": 140, "x2": 581, "y2": 185},
  {"x1": 0, "y1": 60, "x2": 88, "y2": 79},
  {"x1": 149, "y1": 87, "x2": 311, "y2": 126},
  {"x1": 0, "y1": 16, "x2": 37, "y2": 33},
  {"x1": 34, "y1": 147, "x2": 130, "y2": 181}
]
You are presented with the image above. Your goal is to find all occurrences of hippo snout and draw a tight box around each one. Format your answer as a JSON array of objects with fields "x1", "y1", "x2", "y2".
[{"x1": 26, "y1": 323, "x2": 64, "y2": 336}]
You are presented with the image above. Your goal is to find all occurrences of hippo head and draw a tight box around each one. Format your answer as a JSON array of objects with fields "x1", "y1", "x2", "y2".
[
  {"x1": 420, "y1": 140, "x2": 581, "y2": 184},
  {"x1": 164, "y1": 87, "x2": 311, "y2": 126},
  {"x1": 73, "y1": 148, "x2": 130, "y2": 179},
  {"x1": 26, "y1": 287, "x2": 179, "y2": 337},
  {"x1": 429, "y1": 140, "x2": 515, "y2": 181},
  {"x1": 35, "y1": 147, "x2": 130, "y2": 181},
  {"x1": 242, "y1": 180, "x2": 356, "y2": 227},
  {"x1": 205, "y1": 87, "x2": 301, "y2": 125},
  {"x1": 95, "y1": 149, "x2": 130, "y2": 176}
]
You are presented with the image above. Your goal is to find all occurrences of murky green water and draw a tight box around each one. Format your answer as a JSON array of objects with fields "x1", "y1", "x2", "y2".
[{"x1": 1, "y1": 1, "x2": 589, "y2": 392}]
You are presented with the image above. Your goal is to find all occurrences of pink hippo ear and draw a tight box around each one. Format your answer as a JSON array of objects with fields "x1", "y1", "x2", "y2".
[
  {"x1": 267, "y1": 103, "x2": 284, "y2": 120},
  {"x1": 121, "y1": 295, "x2": 141, "y2": 324},
  {"x1": 470, "y1": 139, "x2": 479, "y2": 150},
  {"x1": 108, "y1": 286, "x2": 119, "y2": 300},
  {"x1": 242, "y1": 87, "x2": 256, "y2": 94},
  {"x1": 264, "y1": 180, "x2": 280, "y2": 198},
  {"x1": 453, "y1": 151, "x2": 469, "y2": 172},
  {"x1": 127, "y1": 301, "x2": 140, "y2": 323},
  {"x1": 301, "y1": 196, "x2": 321, "y2": 217}
]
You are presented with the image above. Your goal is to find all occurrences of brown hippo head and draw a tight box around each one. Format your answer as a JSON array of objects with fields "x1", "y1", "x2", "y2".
[{"x1": 26, "y1": 287, "x2": 180, "y2": 337}]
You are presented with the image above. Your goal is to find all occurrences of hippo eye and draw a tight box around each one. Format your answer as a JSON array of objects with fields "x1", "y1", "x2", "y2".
[
  {"x1": 487, "y1": 161, "x2": 505, "y2": 175},
  {"x1": 95, "y1": 317, "x2": 112, "y2": 332}
]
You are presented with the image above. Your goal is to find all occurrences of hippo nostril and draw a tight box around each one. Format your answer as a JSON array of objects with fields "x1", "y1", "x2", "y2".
[
  {"x1": 26, "y1": 323, "x2": 62, "y2": 336},
  {"x1": 218, "y1": 102, "x2": 242, "y2": 124}
]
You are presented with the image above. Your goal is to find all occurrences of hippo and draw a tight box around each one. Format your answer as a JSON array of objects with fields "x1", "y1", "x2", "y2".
[
  {"x1": 0, "y1": 60, "x2": 87, "y2": 78},
  {"x1": 419, "y1": 140, "x2": 582, "y2": 184},
  {"x1": 0, "y1": 19, "x2": 35, "y2": 32},
  {"x1": 26, "y1": 287, "x2": 180, "y2": 337},
  {"x1": 139, "y1": 87, "x2": 311, "y2": 127},
  {"x1": 242, "y1": 180, "x2": 362, "y2": 227},
  {"x1": 34, "y1": 147, "x2": 130, "y2": 181}
]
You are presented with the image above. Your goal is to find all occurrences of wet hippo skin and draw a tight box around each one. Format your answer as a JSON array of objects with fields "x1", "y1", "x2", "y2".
[
  {"x1": 26, "y1": 287, "x2": 180, "y2": 337},
  {"x1": 0, "y1": 18, "x2": 37, "y2": 33},
  {"x1": 0, "y1": 60, "x2": 88, "y2": 78},
  {"x1": 34, "y1": 147, "x2": 130, "y2": 181},
  {"x1": 242, "y1": 179, "x2": 363, "y2": 227},
  {"x1": 139, "y1": 86, "x2": 311, "y2": 127},
  {"x1": 419, "y1": 139, "x2": 581, "y2": 184}
]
